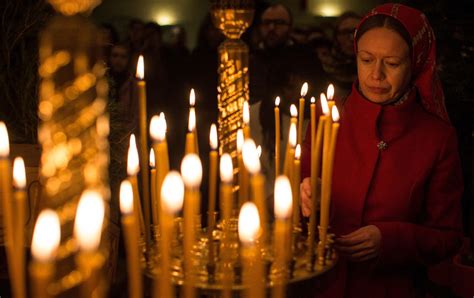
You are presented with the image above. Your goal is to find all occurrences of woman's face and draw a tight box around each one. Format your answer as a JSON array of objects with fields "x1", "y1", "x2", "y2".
[{"x1": 357, "y1": 27, "x2": 411, "y2": 103}]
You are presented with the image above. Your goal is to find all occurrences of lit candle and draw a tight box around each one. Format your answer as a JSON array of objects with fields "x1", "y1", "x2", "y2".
[
  {"x1": 12, "y1": 157, "x2": 26, "y2": 298},
  {"x1": 0, "y1": 122, "x2": 17, "y2": 297},
  {"x1": 150, "y1": 113, "x2": 170, "y2": 228},
  {"x1": 237, "y1": 129, "x2": 248, "y2": 208},
  {"x1": 207, "y1": 123, "x2": 218, "y2": 265},
  {"x1": 308, "y1": 93, "x2": 328, "y2": 265},
  {"x1": 256, "y1": 145, "x2": 262, "y2": 159},
  {"x1": 157, "y1": 172, "x2": 184, "y2": 298},
  {"x1": 318, "y1": 106, "x2": 340, "y2": 266},
  {"x1": 297, "y1": 82, "x2": 308, "y2": 146},
  {"x1": 219, "y1": 154, "x2": 233, "y2": 297},
  {"x1": 327, "y1": 84, "x2": 335, "y2": 101},
  {"x1": 273, "y1": 176, "x2": 292, "y2": 298},
  {"x1": 149, "y1": 148, "x2": 157, "y2": 225},
  {"x1": 243, "y1": 100, "x2": 251, "y2": 138},
  {"x1": 185, "y1": 91, "x2": 197, "y2": 155},
  {"x1": 135, "y1": 55, "x2": 151, "y2": 248},
  {"x1": 293, "y1": 145, "x2": 301, "y2": 230},
  {"x1": 238, "y1": 202, "x2": 264, "y2": 298},
  {"x1": 243, "y1": 139, "x2": 267, "y2": 243},
  {"x1": 30, "y1": 209, "x2": 60, "y2": 298},
  {"x1": 283, "y1": 106, "x2": 297, "y2": 176},
  {"x1": 274, "y1": 96, "x2": 281, "y2": 178},
  {"x1": 283, "y1": 122, "x2": 297, "y2": 178},
  {"x1": 181, "y1": 154, "x2": 202, "y2": 298},
  {"x1": 127, "y1": 134, "x2": 146, "y2": 238},
  {"x1": 74, "y1": 190, "x2": 105, "y2": 298},
  {"x1": 119, "y1": 180, "x2": 142, "y2": 298}
]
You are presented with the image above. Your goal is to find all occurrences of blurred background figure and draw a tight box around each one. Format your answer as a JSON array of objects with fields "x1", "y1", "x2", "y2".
[
  {"x1": 126, "y1": 18, "x2": 145, "y2": 57},
  {"x1": 99, "y1": 23, "x2": 119, "y2": 59}
]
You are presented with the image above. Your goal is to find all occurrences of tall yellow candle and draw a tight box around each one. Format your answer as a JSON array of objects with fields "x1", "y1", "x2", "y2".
[
  {"x1": 243, "y1": 100, "x2": 251, "y2": 138},
  {"x1": 293, "y1": 145, "x2": 301, "y2": 231},
  {"x1": 273, "y1": 176, "x2": 293, "y2": 298},
  {"x1": 219, "y1": 154, "x2": 233, "y2": 297},
  {"x1": 127, "y1": 134, "x2": 146, "y2": 238},
  {"x1": 283, "y1": 105, "x2": 297, "y2": 176},
  {"x1": 297, "y1": 82, "x2": 308, "y2": 146},
  {"x1": 274, "y1": 96, "x2": 281, "y2": 178},
  {"x1": 157, "y1": 172, "x2": 184, "y2": 298},
  {"x1": 185, "y1": 101, "x2": 197, "y2": 155},
  {"x1": 119, "y1": 180, "x2": 143, "y2": 298},
  {"x1": 74, "y1": 190, "x2": 106, "y2": 298},
  {"x1": 135, "y1": 55, "x2": 151, "y2": 248},
  {"x1": 181, "y1": 154, "x2": 203, "y2": 298},
  {"x1": 243, "y1": 139, "x2": 267, "y2": 243},
  {"x1": 30, "y1": 209, "x2": 60, "y2": 298},
  {"x1": 149, "y1": 149, "x2": 157, "y2": 226},
  {"x1": 237, "y1": 129, "x2": 248, "y2": 208},
  {"x1": 12, "y1": 157, "x2": 26, "y2": 298},
  {"x1": 207, "y1": 124, "x2": 218, "y2": 265}
]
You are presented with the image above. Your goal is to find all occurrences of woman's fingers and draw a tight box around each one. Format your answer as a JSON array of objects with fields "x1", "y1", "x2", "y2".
[
  {"x1": 300, "y1": 178, "x2": 312, "y2": 217},
  {"x1": 335, "y1": 241, "x2": 369, "y2": 254}
]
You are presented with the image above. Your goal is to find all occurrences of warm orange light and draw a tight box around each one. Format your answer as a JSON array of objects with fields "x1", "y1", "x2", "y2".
[
  {"x1": 74, "y1": 190, "x2": 104, "y2": 252},
  {"x1": 189, "y1": 88, "x2": 195, "y2": 106},
  {"x1": 256, "y1": 145, "x2": 262, "y2": 158},
  {"x1": 13, "y1": 157, "x2": 26, "y2": 189},
  {"x1": 327, "y1": 84, "x2": 335, "y2": 100},
  {"x1": 31, "y1": 209, "x2": 60, "y2": 262},
  {"x1": 332, "y1": 106, "x2": 340, "y2": 122},
  {"x1": 136, "y1": 55, "x2": 144, "y2": 80},
  {"x1": 150, "y1": 115, "x2": 166, "y2": 142},
  {"x1": 161, "y1": 171, "x2": 184, "y2": 214},
  {"x1": 300, "y1": 82, "x2": 309, "y2": 97},
  {"x1": 310, "y1": 96, "x2": 316, "y2": 104},
  {"x1": 149, "y1": 149, "x2": 155, "y2": 168},
  {"x1": 295, "y1": 144, "x2": 301, "y2": 160},
  {"x1": 210, "y1": 124, "x2": 218, "y2": 150},
  {"x1": 127, "y1": 134, "x2": 139, "y2": 176},
  {"x1": 236, "y1": 129, "x2": 244, "y2": 153},
  {"x1": 0, "y1": 121, "x2": 10, "y2": 158},
  {"x1": 274, "y1": 175, "x2": 292, "y2": 219},
  {"x1": 188, "y1": 108, "x2": 196, "y2": 132},
  {"x1": 238, "y1": 202, "x2": 260, "y2": 244},
  {"x1": 243, "y1": 101, "x2": 250, "y2": 125},
  {"x1": 289, "y1": 123, "x2": 297, "y2": 148},
  {"x1": 180, "y1": 154, "x2": 202, "y2": 188},
  {"x1": 290, "y1": 104, "x2": 298, "y2": 118},
  {"x1": 275, "y1": 96, "x2": 280, "y2": 107},
  {"x1": 242, "y1": 139, "x2": 261, "y2": 174},
  {"x1": 119, "y1": 180, "x2": 134, "y2": 215},
  {"x1": 219, "y1": 153, "x2": 233, "y2": 183},
  {"x1": 320, "y1": 93, "x2": 329, "y2": 115}
]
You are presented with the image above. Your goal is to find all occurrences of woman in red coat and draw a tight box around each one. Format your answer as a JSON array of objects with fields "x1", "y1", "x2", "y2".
[{"x1": 300, "y1": 4, "x2": 463, "y2": 297}]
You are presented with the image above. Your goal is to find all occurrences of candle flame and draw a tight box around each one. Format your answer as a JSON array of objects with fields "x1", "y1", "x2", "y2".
[
  {"x1": 242, "y1": 139, "x2": 261, "y2": 174},
  {"x1": 289, "y1": 123, "x2": 297, "y2": 148},
  {"x1": 320, "y1": 93, "x2": 329, "y2": 115},
  {"x1": 210, "y1": 124, "x2": 218, "y2": 150},
  {"x1": 31, "y1": 209, "x2": 60, "y2": 262},
  {"x1": 332, "y1": 105, "x2": 340, "y2": 122},
  {"x1": 149, "y1": 149, "x2": 155, "y2": 168},
  {"x1": 238, "y1": 202, "x2": 260, "y2": 244},
  {"x1": 243, "y1": 101, "x2": 250, "y2": 125},
  {"x1": 74, "y1": 190, "x2": 104, "y2": 252},
  {"x1": 236, "y1": 129, "x2": 244, "y2": 153},
  {"x1": 189, "y1": 88, "x2": 195, "y2": 106},
  {"x1": 327, "y1": 84, "x2": 335, "y2": 100},
  {"x1": 0, "y1": 121, "x2": 10, "y2": 157},
  {"x1": 127, "y1": 134, "x2": 139, "y2": 176},
  {"x1": 119, "y1": 180, "x2": 134, "y2": 214},
  {"x1": 180, "y1": 153, "x2": 202, "y2": 188},
  {"x1": 300, "y1": 82, "x2": 309, "y2": 97},
  {"x1": 136, "y1": 55, "x2": 144, "y2": 80},
  {"x1": 219, "y1": 153, "x2": 233, "y2": 183},
  {"x1": 161, "y1": 171, "x2": 184, "y2": 214},
  {"x1": 13, "y1": 157, "x2": 26, "y2": 189},
  {"x1": 256, "y1": 145, "x2": 262, "y2": 158},
  {"x1": 310, "y1": 96, "x2": 316, "y2": 104},
  {"x1": 296, "y1": 145, "x2": 301, "y2": 160},
  {"x1": 275, "y1": 96, "x2": 280, "y2": 107},
  {"x1": 274, "y1": 175, "x2": 293, "y2": 219},
  {"x1": 150, "y1": 114, "x2": 166, "y2": 142},
  {"x1": 290, "y1": 104, "x2": 298, "y2": 117},
  {"x1": 188, "y1": 108, "x2": 196, "y2": 132}
]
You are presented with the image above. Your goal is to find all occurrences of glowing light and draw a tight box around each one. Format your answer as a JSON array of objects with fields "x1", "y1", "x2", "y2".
[
  {"x1": 256, "y1": 145, "x2": 262, "y2": 158},
  {"x1": 136, "y1": 55, "x2": 144, "y2": 80},
  {"x1": 74, "y1": 190, "x2": 104, "y2": 252},
  {"x1": 220, "y1": 153, "x2": 233, "y2": 183},
  {"x1": 313, "y1": 3, "x2": 343, "y2": 17},
  {"x1": 238, "y1": 202, "x2": 260, "y2": 244},
  {"x1": 210, "y1": 124, "x2": 218, "y2": 150},
  {"x1": 127, "y1": 134, "x2": 139, "y2": 176},
  {"x1": 275, "y1": 96, "x2": 280, "y2": 107},
  {"x1": 290, "y1": 104, "x2": 298, "y2": 118},
  {"x1": 327, "y1": 84, "x2": 335, "y2": 100},
  {"x1": 188, "y1": 108, "x2": 196, "y2": 132},
  {"x1": 274, "y1": 176, "x2": 292, "y2": 219},
  {"x1": 310, "y1": 96, "x2": 316, "y2": 104},
  {"x1": 236, "y1": 129, "x2": 244, "y2": 153},
  {"x1": 295, "y1": 145, "x2": 301, "y2": 160},
  {"x1": 243, "y1": 101, "x2": 250, "y2": 125},
  {"x1": 119, "y1": 180, "x2": 134, "y2": 214},
  {"x1": 161, "y1": 171, "x2": 184, "y2": 214},
  {"x1": 31, "y1": 209, "x2": 60, "y2": 262},
  {"x1": 242, "y1": 139, "x2": 261, "y2": 174},
  {"x1": 189, "y1": 89, "x2": 195, "y2": 106},
  {"x1": 13, "y1": 157, "x2": 26, "y2": 189},
  {"x1": 289, "y1": 123, "x2": 297, "y2": 148},
  {"x1": 180, "y1": 154, "x2": 202, "y2": 188},
  {"x1": 150, "y1": 115, "x2": 166, "y2": 142},
  {"x1": 155, "y1": 10, "x2": 177, "y2": 26},
  {"x1": 149, "y1": 149, "x2": 155, "y2": 168},
  {"x1": 320, "y1": 93, "x2": 329, "y2": 115},
  {"x1": 332, "y1": 106, "x2": 340, "y2": 122},
  {"x1": 300, "y1": 82, "x2": 308, "y2": 97},
  {"x1": 0, "y1": 122, "x2": 10, "y2": 158}
]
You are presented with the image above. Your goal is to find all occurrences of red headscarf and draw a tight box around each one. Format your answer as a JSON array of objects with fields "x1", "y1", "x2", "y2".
[{"x1": 354, "y1": 3, "x2": 449, "y2": 122}]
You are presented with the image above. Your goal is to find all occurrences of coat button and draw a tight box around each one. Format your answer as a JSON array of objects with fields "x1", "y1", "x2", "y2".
[{"x1": 377, "y1": 141, "x2": 388, "y2": 150}]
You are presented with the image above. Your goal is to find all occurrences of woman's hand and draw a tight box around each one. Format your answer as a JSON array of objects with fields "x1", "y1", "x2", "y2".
[
  {"x1": 335, "y1": 225, "x2": 381, "y2": 262},
  {"x1": 300, "y1": 178, "x2": 312, "y2": 217}
]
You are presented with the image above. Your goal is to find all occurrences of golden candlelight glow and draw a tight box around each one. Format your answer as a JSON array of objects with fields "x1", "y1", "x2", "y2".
[
  {"x1": 0, "y1": 121, "x2": 10, "y2": 158},
  {"x1": 237, "y1": 129, "x2": 244, "y2": 153},
  {"x1": 238, "y1": 202, "x2": 260, "y2": 244},
  {"x1": 74, "y1": 190, "x2": 104, "y2": 252},
  {"x1": 161, "y1": 171, "x2": 185, "y2": 214},
  {"x1": 332, "y1": 106, "x2": 340, "y2": 122},
  {"x1": 127, "y1": 134, "x2": 139, "y2": 176},
  {"x1": 96, "y1": 115, "x2": 110, "y2": 137},
  {"x1": 290, "y1": 104, "x2": 298, "y2": 118},
  {"x1": 327, "y1": 84, "x2": 335, "y2": 100},
  {"x1": 189, "y1": 88, "x2": 196, "y2": 106},
  {"x1": 160, "y1": 112, "x2": 167, "y2": 131},
  {"x1": 295, "y1": 144, "x2": 301, "y2": 160},
  {"x1": 310, "y1": 96, "x2": 316, "y2": 104},
  {"x1": 243, "y1": 101, "x2": 250, "y2": 125},
  {"x1": 300, "y1": 82, "x2": 309, "y2": 97},
  {"x1": 242, "y1": 139, "x2": 261, "y2": 175},
  {"x1": 274, "y1": 176, "x2": 292, "y2": 219},
  {"x1": 31, "y1": 209, "x2": 60, "y2": 262},
  {"x1": 289, "y1": 123, "x2": 297, "y2": 148},
  {"x1": 149, "y1": 149, "x2": 155, "y2": 168},
  {"x1": 13, "y1": 157, "x2": 26, "y2": 189},
  {"x1": 320, "y1": 93, "x2": 329, "y2": 115},
  {"x1": 210, "y1": 124, "x2": 218, "y2": 150},
  {"x1": 256, "y1": 145, "x2": 262, "y2": 158},
  {"x1": 275, "y1": 96, "x2": 280, "y2": 107},
  {"x1": 150, "y1": 115, "x2": 166, "y2": 142},
  {"x1": 136, "y1": 55, "x2": 144, "y2": 80},
  {"x1": 120, "y1": 180, "x2": 134, "y2": 215},
  {"x1": 188, "y1": 108, "x2": 196, "y2": 132},
  {"x1": 219, "y1": 153, "x2": 233, "y2": 183},
  {"x1": 180, "y1": 153, "x2": 202, "y2": 188}
]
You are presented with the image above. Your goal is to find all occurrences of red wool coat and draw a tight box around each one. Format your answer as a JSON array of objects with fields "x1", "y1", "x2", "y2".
[{"x1": 301, "y1": 85, "x2": 463, "y2": 297}]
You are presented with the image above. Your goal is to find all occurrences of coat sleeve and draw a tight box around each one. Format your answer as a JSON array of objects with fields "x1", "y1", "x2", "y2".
[{"x1": 374, "y1": 128, "x2": 463, "y2": 267}]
